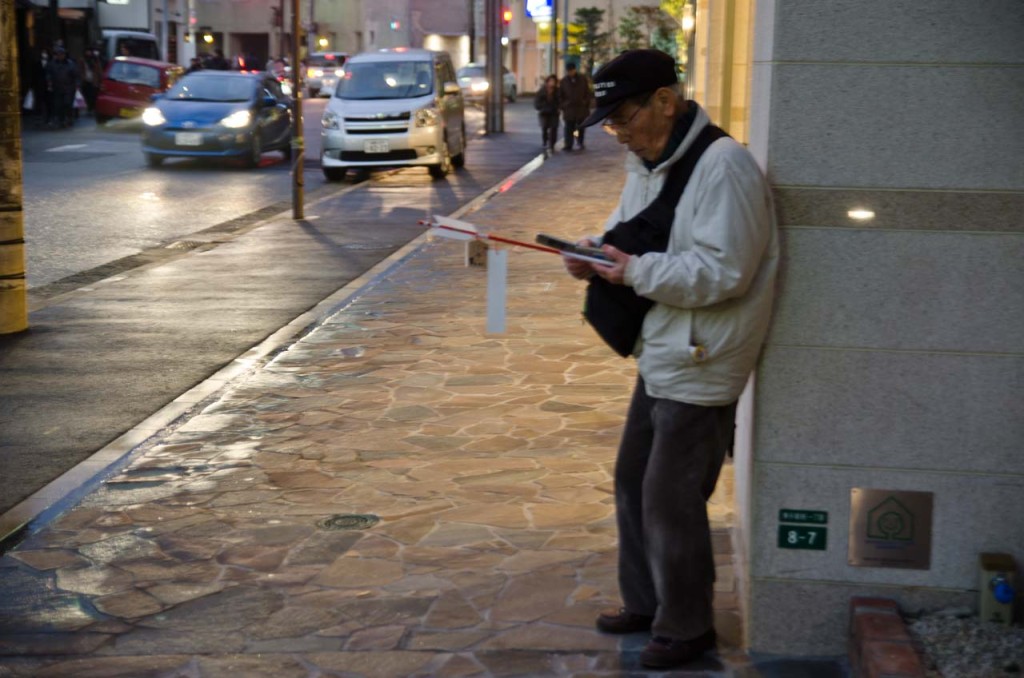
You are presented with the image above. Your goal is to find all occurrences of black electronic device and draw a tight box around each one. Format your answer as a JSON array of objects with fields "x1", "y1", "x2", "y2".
[{"x1": 535, "y1": 234, "x2": 611, "y2": 262}]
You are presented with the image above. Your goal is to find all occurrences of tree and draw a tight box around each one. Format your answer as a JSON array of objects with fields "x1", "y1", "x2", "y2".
[
  {"x1": 616, "y1": 6, "x2": 679, "y2": 61},
  {"x1": 617, "y1": 11, "x2": 645, "y2": 51},
  {"x1": 572, "y1": 7, "x2": 610, "y2": 74}
]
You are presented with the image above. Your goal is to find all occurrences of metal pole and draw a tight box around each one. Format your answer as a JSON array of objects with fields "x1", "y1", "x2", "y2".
[
  {"x1": 279, "y1": 0, "x2": 286, "y2": 58},
  {"x1": 308, "y1": 0, "x2": 315, "y2": 55},
  {"x1": 291, "y1": 0, "x2": 304, "y2": 218},
  {"x1": 562, "y1": 0, "x2": 569, "y2": 70},
  {"x1": 484, "y1": 0, "x2": 502, "y2": 132},
  {"x1": 468, "y1": 0, "x2": 476, "y2": 63},
  {"x1": 0, "y1": 0, "x2": 28, "y2": 333},
  {"x1": 187, "y1": 0, "x2": 196, "y2": 62},
  {"x1": 547, "y1": 0, "x2": 555, "y2": 75},
  {"x1": 161, "y1": 0, "x2": 169, "y2": 62}
]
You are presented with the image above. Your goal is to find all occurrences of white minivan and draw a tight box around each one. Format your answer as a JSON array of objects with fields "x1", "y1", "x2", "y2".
[
  {"x1": 101, "y1": 30, "x2": 160, "y2": 62},
  {"x1": 320, "y1": 49, "x2": 466, "y2": 180}
]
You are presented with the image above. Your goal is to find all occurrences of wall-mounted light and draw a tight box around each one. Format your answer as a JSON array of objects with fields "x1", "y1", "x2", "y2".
[
  {"x1": 501, "y1": 36, "x2": 509, "y2": 46},
  {"x1": 318, "y1": 37, "x2": 328, "y2": 48},
  {"x1": 203, "y1": 32, "x2": 214, "y2": 44},
  {"x1": 847, "y1": 208, "x2": 875, "y2": 221}
]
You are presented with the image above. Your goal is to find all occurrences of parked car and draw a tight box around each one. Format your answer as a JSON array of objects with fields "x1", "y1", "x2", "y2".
[
  {"x1": 320, "y1": 48, "x2": 466, "y2": 181},
  {"x1": 305, "y1": 52, "x2": 348, "y2": 98},
  {"x1": 95, "y1": 57, "x2": 184, "y2": 124},
  {"x1": 140, "y1": 71, "x2": 293, "y2": 168},
  {"x1": 456, "y1": 63, "x2": 516, "y2": 103}
]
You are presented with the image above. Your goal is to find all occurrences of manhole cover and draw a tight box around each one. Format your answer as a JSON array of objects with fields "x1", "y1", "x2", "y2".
[{"x1": 317, "y1": 514, "x2": 380, "y2": 530}]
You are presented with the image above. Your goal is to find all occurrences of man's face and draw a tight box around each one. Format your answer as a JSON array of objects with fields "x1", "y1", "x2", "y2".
[{"x1": 603, "y1": 89, "x2": 676, "y2": 163}]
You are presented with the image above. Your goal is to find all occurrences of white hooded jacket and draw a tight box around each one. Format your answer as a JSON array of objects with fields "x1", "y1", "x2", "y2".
[{"x1": 603, "y1": 104, "x2": 779, "y2": 406}]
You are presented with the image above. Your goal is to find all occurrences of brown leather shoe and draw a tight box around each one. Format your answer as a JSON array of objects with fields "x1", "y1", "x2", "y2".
[
  {"x1": 595, "y1": 607, "x2": 654, "y2": 634},
  {"x1": 640, "y1": 629, "x2": 717, "y2": 668}
]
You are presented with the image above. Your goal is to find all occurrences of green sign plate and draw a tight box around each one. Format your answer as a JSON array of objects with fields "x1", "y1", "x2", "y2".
[
  {"x1": 779, "y1": 509, "x2": 828, "y2": 525},
  {"x1": 778, "y1": 525, "x2": 827, "y2": 550}
]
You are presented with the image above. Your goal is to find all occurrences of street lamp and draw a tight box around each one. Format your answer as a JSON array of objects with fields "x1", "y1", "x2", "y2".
[
  {"x1": 681, "y1": 1, "x2": 696, "y2": 99},
  {"x1": 681, "y1": 3, "x2": 695, "y2": 32}
]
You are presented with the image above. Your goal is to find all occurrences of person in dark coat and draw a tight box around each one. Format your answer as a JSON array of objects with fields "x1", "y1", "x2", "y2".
[
  {"x1": 45, "y1": 47, "x2": 79, "y2": 128},
  {"x1": 30, "y1": 48, "x2": 52, "y2": 127},
  {"x1": 207, "y1": 49, "x2": 230, "y2": 70},
  {"x1": 534, "y1": 74, "x2": 560, "y2": 153},
  {"x1": 558, "y1": 62, "x2": 593, "y2": 151},
  {"x1": 80, "y1": 49, "x2": 103, "y2": 115}
]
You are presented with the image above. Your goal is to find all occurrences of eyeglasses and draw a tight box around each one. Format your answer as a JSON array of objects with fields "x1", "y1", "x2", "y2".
[{"x1": 601, "y1": 93, "x2": 653, "y2": 135}]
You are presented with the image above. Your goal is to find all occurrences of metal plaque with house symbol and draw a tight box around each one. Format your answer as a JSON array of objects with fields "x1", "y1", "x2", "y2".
[{"x1": 849, "y1": 488, "x2": 933, "y2": 569}]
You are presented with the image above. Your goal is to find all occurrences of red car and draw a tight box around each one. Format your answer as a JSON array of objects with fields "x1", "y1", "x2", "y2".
[{"x1": 95, "y1": 56, "x2": 184, "y2": 123}]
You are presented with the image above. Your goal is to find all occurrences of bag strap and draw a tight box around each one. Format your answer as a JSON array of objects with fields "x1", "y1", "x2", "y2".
[{"x1": 653, "y1": 123, "x2": 728, "y2": 212}]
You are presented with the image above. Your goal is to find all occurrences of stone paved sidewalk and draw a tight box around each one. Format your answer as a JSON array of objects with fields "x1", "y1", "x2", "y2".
[{"x1": 0, "y1": 133, "x2": 756, "y2": 677}]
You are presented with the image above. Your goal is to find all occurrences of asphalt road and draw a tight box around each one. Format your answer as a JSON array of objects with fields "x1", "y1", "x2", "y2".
[
  {"x1": 1, "y1": 99, "x2": 541, "y2": 518},
  {"x1": 20, "y1": 99, "x2": 490, "y2": 291}
]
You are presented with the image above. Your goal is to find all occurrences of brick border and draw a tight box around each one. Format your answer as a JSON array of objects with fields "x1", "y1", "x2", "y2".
[{"x1": 849, "y1": 597, "x2": 927, "y2": 678}]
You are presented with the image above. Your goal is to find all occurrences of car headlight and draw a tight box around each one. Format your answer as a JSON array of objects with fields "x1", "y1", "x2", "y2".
[
  {"x1": 470, "y1": 81, "x2": 489, "y2": 92},
  {"x1": 142, "y1": 107, "x2": 166, "y2": 126},
  {"x1": 322, "y1": 110, "x2": 341, "y2": 130},
  {"x1": 415, "y1": 107, "x2": 440, "y2": 128},
  {"x1": 220, "y1": 110, "x2": 252, "y2": 129}
]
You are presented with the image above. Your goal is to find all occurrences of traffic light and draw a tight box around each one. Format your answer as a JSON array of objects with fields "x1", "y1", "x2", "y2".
[{"x1": 502, "y1": 8, "x2": 512, "y2": 25}]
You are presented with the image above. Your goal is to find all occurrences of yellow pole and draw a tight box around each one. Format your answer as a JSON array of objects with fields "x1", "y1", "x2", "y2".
[{"x1": 1, "y1": 0, "x2": 29, "y2": 334}]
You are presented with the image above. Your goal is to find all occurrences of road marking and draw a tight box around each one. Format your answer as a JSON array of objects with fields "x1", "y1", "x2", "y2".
[{"x1": 45, "y1": 144, "x2": 88, "y2": 152}]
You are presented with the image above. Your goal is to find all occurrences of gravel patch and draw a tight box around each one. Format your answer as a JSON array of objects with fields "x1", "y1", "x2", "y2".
[{"x1": 908, "y1": 608, "x2": 1023, "y2": 678}]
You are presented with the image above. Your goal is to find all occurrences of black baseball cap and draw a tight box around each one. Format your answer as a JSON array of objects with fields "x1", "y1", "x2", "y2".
[{"x1": 580, "y1": 49, "x2": 679, "y2": 128}]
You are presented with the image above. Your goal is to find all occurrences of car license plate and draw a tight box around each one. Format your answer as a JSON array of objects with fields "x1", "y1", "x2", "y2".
[
  {"x1": 175, "y1": 132, "x2": 202, "y2": 146},
  {"x1": 364, "y1": 139, "x2": 389, "y2": 154},
  {"x1": 119, "y1": 107, "x2": 140, "y2": 118}
]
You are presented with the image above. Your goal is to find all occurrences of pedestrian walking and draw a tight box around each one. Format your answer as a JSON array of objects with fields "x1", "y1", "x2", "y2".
[
  {"x1": 534, "y1": 74, "x2": 560, "y2": 153},
  {"x1": 207, "y1": 49, "x2": 230, "y2": 71},
  {"x1": 558, "y1": 62, "x2": 592, "y2": 151},
  {"x1": 559, "y1": 49, "x2": 778, "y2": 669},
  {"x1": 45, "y1": 47, "x2": 79, "y2": 128},
  {"x1": 186, "y1": 57, "x2": 204, "y2": 74},
  {"x1": 80, "y1": 49, "x2": 103, "y2": 115},
  {"x1": 30, "y1": 48, "x2": 52, "y2": 127}
]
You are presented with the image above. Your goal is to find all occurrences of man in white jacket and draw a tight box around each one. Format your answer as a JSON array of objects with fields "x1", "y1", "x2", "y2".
[{"x1": 563, "y1": 49, "x2": 778, "y2": 669}]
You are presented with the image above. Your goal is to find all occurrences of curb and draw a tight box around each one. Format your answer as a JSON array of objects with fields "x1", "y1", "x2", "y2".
[{"x1": 849, "y1": 597, "x2": 927, "y2": 678}]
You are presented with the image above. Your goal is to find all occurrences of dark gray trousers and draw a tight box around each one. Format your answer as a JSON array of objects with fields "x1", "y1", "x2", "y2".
[{"x1": 615, "y1": 376, "x2": 737, "y2": 640}]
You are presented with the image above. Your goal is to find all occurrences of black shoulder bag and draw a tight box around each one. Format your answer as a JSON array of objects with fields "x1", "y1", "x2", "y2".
[{"x1": 584, "y1": 124, "x2": 728, "y2": 357}]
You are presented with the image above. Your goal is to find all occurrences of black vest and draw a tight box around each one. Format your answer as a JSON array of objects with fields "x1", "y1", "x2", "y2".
[{"x1": 584, "y1": 124, "x2": 728, "y2": 357}]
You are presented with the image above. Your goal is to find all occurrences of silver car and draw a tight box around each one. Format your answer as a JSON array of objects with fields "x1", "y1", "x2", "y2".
[
  {"x1": 320, "y1": 49, "x2": 467, "y2": 180},
  {"x1": 456, "y1": 63, "x2": 517, "y2": 104},
  {"x1": 305, "y1": 52, "x2": 348, "y2": 98}
]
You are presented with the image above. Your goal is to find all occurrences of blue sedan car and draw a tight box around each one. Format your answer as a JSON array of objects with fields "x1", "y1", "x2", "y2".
[{"x1": 141, "y1": 71, "x2": 293, "y2": 168}]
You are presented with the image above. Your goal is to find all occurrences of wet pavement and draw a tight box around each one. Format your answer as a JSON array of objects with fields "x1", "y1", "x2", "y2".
[
  {"x1": 0, "y1": 126, "x2": 847, "y2": 676},
  {"x1": 0, "y1": 104, "x2": 534, "y2": 519}
]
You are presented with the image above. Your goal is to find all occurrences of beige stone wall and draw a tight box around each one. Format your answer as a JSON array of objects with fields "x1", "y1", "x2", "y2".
[{"x1": 742, "y1": 0, "x2": 1024, "y2": 656}]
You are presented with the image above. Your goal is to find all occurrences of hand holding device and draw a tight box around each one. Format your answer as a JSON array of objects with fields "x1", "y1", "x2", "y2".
[{"x1": 536, "y1": 234, "x2": 612, "y2": 264}]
